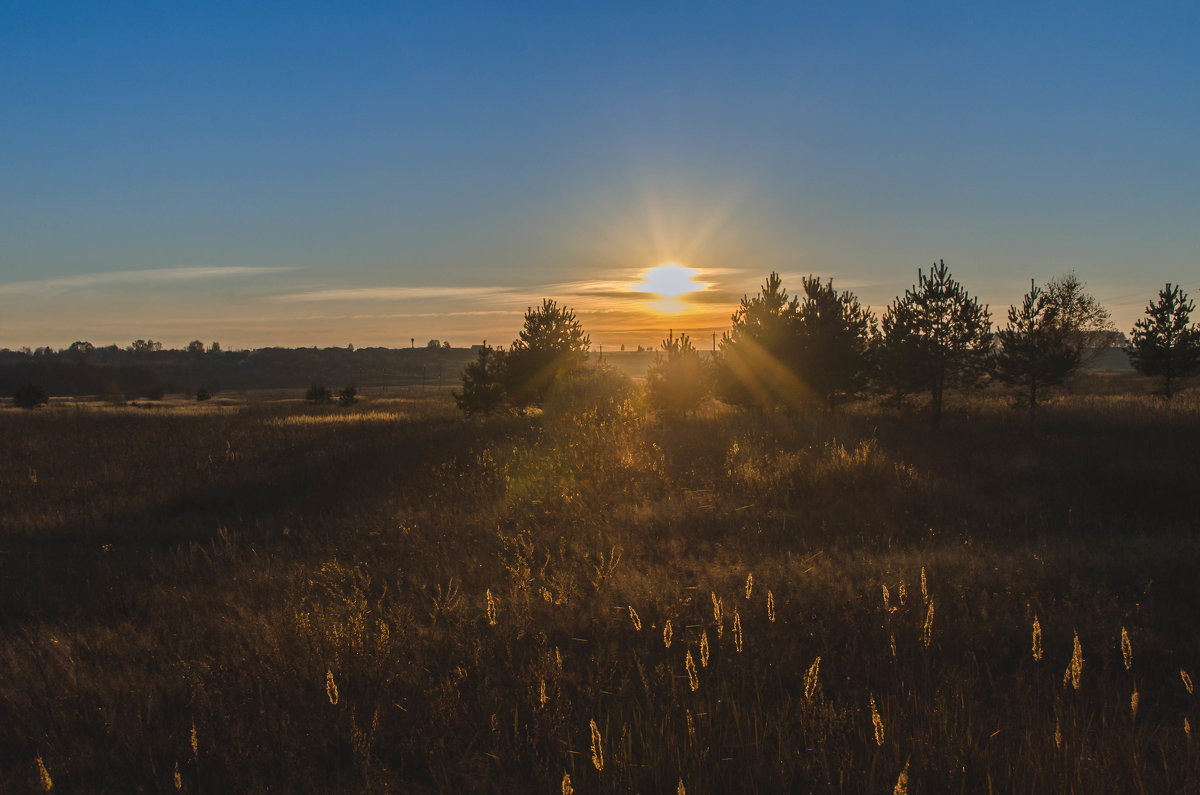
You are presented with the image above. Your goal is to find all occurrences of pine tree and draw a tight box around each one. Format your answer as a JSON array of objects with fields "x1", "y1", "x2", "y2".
[
  {"x1": 454, "y1": 346, "x2": 508, "y2": 415},
  {"x1": 715, "y1": 272, "x2": 804, "y2": 409},
  {"x1": 646, "y1": 330, "x2": 712, "y2": 417},
  {"x1": 878, "y1": 260, "x2": 992, "y2": 425},
  {"x1": 502, "y1": 299, "x2": 590, "y2": 407},
  {"x1": 1128, "y1": 284, "x2": 1200, "y2": 398},
  {"x1": 795, "y1": 276, "x2": 875, "y2": 409},
  {"x1": 994, "y1": 280, "x2": 1079, "y2": 419}
]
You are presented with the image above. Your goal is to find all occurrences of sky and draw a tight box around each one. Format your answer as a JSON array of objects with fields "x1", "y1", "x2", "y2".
[{"x1": 3, "y1": 2, "x2": 1200, "y2": 351}]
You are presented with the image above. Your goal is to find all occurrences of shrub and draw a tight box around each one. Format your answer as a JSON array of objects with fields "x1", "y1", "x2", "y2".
[
  {"x1": 12, "y1": 383, "x2": 48, "y2": 409},
  {"x1": 305, "y1": 383, "x2": 332, "y2": 404},
  {"x1": 196, "y1": 387, "x2": 211, "y2": 402},
  {"x1": 646, "y1": 331, "x2": 711, "y2": 417},
  {"x1": 543, "y1": 362, "x2": 641, "y2": 422},
  {"x1": 338, "y1": 385, "x2": 358, "y2": 407}
]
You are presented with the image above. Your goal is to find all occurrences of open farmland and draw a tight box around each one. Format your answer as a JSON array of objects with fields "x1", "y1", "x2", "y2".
[{"x1": 2, "y1": 387, "x2": 1200, "y2": 792}]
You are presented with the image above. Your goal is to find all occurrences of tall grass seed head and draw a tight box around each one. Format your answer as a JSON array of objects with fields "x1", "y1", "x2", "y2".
[{"x1": 589, "y1": 719, "x2": 604, "y2": 771}]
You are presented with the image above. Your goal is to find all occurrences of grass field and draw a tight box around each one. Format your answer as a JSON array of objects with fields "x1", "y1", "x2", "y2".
[{"x1": 2, "y1": 383, "x2": 1199, "y2": 792}]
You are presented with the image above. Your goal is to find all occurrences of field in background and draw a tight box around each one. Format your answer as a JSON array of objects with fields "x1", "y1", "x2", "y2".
[{"x1": 2, "y1": 386, "x2": 1198, "y2": 791}]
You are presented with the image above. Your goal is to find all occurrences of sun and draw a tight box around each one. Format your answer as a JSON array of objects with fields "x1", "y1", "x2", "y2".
[{"x1": 637, "y1": 263, "x2": 704, "y2": 298}]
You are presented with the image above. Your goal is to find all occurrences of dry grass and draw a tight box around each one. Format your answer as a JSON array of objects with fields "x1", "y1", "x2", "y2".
[{"x1": 1, "y1": 388, "x2": 1199, "y2": 791}]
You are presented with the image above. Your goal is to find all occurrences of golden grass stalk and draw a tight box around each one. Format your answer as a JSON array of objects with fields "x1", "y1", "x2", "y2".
[
  {"x1": 745, "y1": 573, "x2": 754, "y2": 599},
  {"x1": 326, "y1": 669, "x2": 340, "y2": 705},
  {"x1": 922, "y1": 600, "x2": 934, "y2": 647},
  {"x1": 897, "y1": 581, "x2": 908, "y2": 606},
  {"x1": 1066, "y1": 632, "x2": 1083, "y2": 691},
  {"x1": 628, "y1": 605, "x2": 642, "y2": 631},
  {"x1": 894, "y1": 759, "x2": 910, "y2": 795},
  {"x1": 711, "y1": 592, "x2": 724, "y2": 638},
  {"x1": 1054, "y1": 716, "x2": 1062, "y2": 749},
  {"x1": 1121, "y1": 627, "x2": 1133, "y2": 670},
  {"x1": 920, "y1": 566, "x2": 928, "y2": 605},
  {"x1": 1182, "y1": 668, "x2": 1194, "y2": 695},
  {"x1": 1131, "y1": 689, "x2": 1139, "y2": 719},
  {"x1": 663, "y1": 619, "x2": 673, "y2": 649},
  {"x1": 733, "y1": 609, "x2": 743, "y2": 653},
  {"x1": 190, "y1": 720, "x2": 198, "y2": 759},
  {"x1": 589, "y1": 719, "x2": 604, "y2": 771},
  {"x1": 1187, "y1": 718, "x2": 1193, "y2": 742},
  {"x1": 1032, "y1": 615, "x2": 1043, "y2": 662},
  {"x1": 890, "y1": 633, "x2": 897, "y2": 658},
  {"x1": 870, "y1": 695, "x2": 885, "y2": 746},
  {"x1": 678, "y1": 778, "x2": 687, "y2": 795},
  {"x1": 686, "y1": 708, "x2": 695, "y2": 738},
  {"x1": 685, "y1": 651, "x2": 699, "y2": 692},
  {"x1": 562, "y1": 771, "x2": 573, "y2": 794},
  {"x1": 700, "y1": 631, "x2": 710, "y2": 668},
  {"x1": 36, "y1": 755, "x2": 52, "y2": 791},
  {"x1": 804, "y1": 656, "x2": 821, "y2": 701},
  {"x1": 174, "y1": 761, "x2": 182, "y2": 790},
  {"x1": 767, "y1": 590, "x2": 775, "y2": 623},
  {"x1": 882, "y1": 584, "x2": 891, "y2": 612},
  {"x1": 539, "y1": 679, "x2": 548, "y2": 708},
  {"x1": 486, "y1": 589, "x2": 497, "y2": 626}
]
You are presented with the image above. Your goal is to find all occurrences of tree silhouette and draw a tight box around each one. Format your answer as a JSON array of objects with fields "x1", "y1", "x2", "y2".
[
  {"x1": 715, "y1": 272, "x2": 803, "y2": 409},
  {"x1": 1128, "y1": 283, "x2": 1200, "y2": 398},
  {"x1": 305, "y1": 383, "x2": 332, "y2": 404},
  {"x1": 1043, "y1": 272, "x2": 1116, "y2": 394},
  {"x1": 13, "y1": 384, "x2": 49, "y2": 409},
  {"x1": 646, "y1": 330, "x2": 712, "y2": 417},
  {"x1": 995, "y1": 280, "x2": 1079, "y2": 419},
  {"x1": 795, "y1": 276, "x2": 875, "y2": 409},
  {"x1": 878, "y1": 260, "x2": 992, "y2": 425},
  {"x1": 503, "y1": 299, "x2": 590, "y2": 407},
  {"x1": 455, "y1": 346, "x2": 508, "y2": 415}
]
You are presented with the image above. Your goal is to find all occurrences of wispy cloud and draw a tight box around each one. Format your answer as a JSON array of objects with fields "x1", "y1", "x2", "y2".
[
  {"x1": 276, "y1": 286, "x2": 516, "y2": 302},
  {"x1": 0, "y1": 266, "x2": 296, "y2": 295}
]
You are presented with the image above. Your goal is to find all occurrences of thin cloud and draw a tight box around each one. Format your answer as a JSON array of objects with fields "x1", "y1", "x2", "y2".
[
  {"x1": 276, "y1": 286, "x2": 516, "y2": 302},
  {"x1": 0, "y1": 266, "x2": 296, "y2": 295}
]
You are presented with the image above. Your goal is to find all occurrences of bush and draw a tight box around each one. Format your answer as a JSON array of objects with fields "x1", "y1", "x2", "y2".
[
  {"x1": 543, "y1": 362, "x2": 642, "y2": 422},
  {"x1": 305, "y1": 383, "x2": 332, "y2": 404},
  {"x1": 646, "y1": 331, "x2": 712, "y2": 417},
  {"x1": 338, "y1": 385, "x2": 358, "y2": 407},
  {"x1": 196, "y1": 387, "x2": 211, "y2": 402},
  {"x1": 12, "y1": 384, "x2": 48, "y2": 409}
]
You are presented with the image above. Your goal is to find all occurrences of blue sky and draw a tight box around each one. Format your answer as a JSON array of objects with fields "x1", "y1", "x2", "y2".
[{"x1": 3, "y1": 2, "x2": 1199, "y2": 349}]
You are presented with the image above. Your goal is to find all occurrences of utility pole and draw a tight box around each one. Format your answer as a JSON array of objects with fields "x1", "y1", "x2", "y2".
[{"x1": 410, "y1": 337, "x2": 414, "y2": 349}]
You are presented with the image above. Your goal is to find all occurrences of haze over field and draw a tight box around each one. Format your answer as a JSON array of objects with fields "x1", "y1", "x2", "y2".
[{"x1": 3, "y1": 3, "x2": 1199, "y2": 350}]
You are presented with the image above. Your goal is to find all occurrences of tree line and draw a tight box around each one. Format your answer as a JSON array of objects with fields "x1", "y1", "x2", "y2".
[{"x1": 455, "y1": 263, "x2": 1200, "y2": 423}]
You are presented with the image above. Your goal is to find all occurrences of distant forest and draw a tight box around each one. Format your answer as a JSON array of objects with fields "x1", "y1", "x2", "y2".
[{"x1": 0, "y1": 343, "x2": 496, "y2": 399}]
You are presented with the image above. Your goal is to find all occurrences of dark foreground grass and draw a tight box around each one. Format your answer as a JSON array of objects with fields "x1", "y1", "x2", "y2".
[{"x1": 1, "y1": 388, "x2": 1199, "y2": 792}]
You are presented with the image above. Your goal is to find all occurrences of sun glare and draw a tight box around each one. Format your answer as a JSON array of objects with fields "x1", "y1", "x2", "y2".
[{"x1": 638, "y1": 264, "x2": 704, "y2": 298}]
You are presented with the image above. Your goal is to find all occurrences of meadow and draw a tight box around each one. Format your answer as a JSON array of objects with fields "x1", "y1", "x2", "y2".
[{"x1": 2, "y1": 381, "x2": 1199, "y2": 792}]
